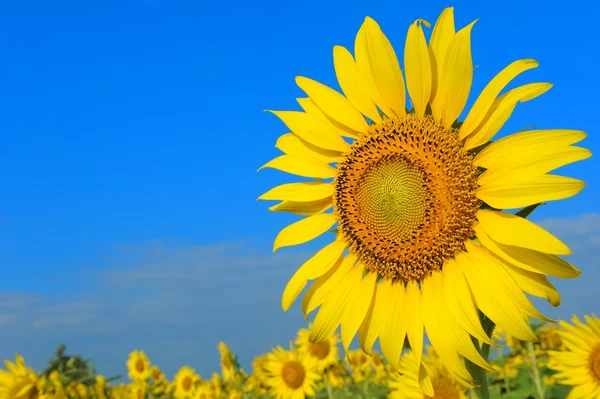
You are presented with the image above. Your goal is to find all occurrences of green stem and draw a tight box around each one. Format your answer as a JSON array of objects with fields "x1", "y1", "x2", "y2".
[
  {"x1": 526, "y1": 341, "x2": 546, "y2": 399},
  {"x1": 465, "y1": 313, "x2": 496, "y2": 399},
  {"x1": 326, "y1": 382, "x2": 334, "y2": 399}
]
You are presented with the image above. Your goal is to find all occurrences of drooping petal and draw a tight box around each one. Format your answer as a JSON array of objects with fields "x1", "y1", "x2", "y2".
[
  {"x1": 474, "y1": 225, "x2": 580, "y2": 278},
  {"x1": 355, "y1": 17, "x2": 406, "y2": 117},
  {"x1": 435, "y1": 20, "x2": 476, "y2": 128},
  {"x1": 459, "y1": 59, "x2": 539, "y2": 139},
  {"x1": 476, "y1": 210, "x2": 571, "y2": 255},
  {"x1": 404, "y1": 20, "x2": 432, "y2": 116},
  {"x1": 258, "y1": 154, "x2": 337, "y2": 179},
  {"x1": 303, "y1": 254, "x2": 356, "y2": 315},
  {"x1": 341, "y1": 268, "x2": 377, "y2": 352},
  {"x1": 259, "y1": 182, "x2": 333, "y2": 202},
  {"x1": 268, "y1": 111, "x2": 350, "y2": 152},
  {"x1": 500, "y1": 260, "x2": 561, "y2": 307},
  {"x1": 281, "y1": 240, "x2": 347, "y2": 311},
  {"x1": 296, "y1": 76, "x2": 369, "y2": 135},
  {"x1": 275, "y1": 133, "x2": 344, "y2": 164},
  {"x1": 463, "y1": 82, "x2": 552, "y2": 150},
  {"x1": 273, "y1": 212, "x2": 337, "y2": 251},
  {"x1": 378, "y1": 280, "x2": 407, "y2": 369},
  {"x1": 333, "y1": 46, "x2": 382, "y2": 123},
  {"x1": 428, "y1": 7, "x2": 456, "y2": 118},
  {"x1": 268, "y1": 198, "x2": 333, "y2": 216}
]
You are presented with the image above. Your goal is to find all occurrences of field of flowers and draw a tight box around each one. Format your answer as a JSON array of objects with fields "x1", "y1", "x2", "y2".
[{"x1": 2, "y1": 316, "x2": 597, "y2": 399}]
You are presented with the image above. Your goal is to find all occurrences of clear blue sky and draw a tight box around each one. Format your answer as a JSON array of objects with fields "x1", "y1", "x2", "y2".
[{"x1": 1, "y1": 0, "x2": 598, "y2": 382}]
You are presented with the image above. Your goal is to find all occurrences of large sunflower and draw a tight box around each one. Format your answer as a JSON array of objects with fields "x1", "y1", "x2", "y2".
[
  {"x1": 258, "y1": 6, "x2": 589, "y2": 392},
  {"x1": 264, "y1": 346, "x2": 320, "y2": 399},
  {"x1": 547, "y1": 314, "x2": 600, "y2": 399},
  {"x1": 0, "y1": 355, "x2": 39, "y2": 399}
]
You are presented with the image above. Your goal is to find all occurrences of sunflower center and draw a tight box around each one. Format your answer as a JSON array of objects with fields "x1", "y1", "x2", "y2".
[
  {"x1": 334, "y1": 114, "x2": 480, "y2": 281},
  {"x1": 591, "y1": 346, "x2": 600, "y2": 380},
  {"x1": 135, "y1": 359, "x2": 145, "y2": 373},
  {"x1": 426, "y1": 375, "x2": 461, "y2": 399},
  {"x1": 281, "y1": 360, "x2": 305, "y2": 389},
  {"x1": 182, "y1": 376, "x2": 192, "y2": 392},
  {"x1": 310, "y1": 342, "x2": 331, "y2": 360}
]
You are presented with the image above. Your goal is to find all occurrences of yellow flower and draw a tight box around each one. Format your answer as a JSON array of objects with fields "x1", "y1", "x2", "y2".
[
  {"x1": 0, "y1": 354, "x2": 40, "y2": 399},
  {"x1": 210, "y1": 373, "x2": 223, "y2": 398},
  {"x1": 389, "y1": 351, "x2": 467, "y2": 398},
  {"x1": 126, "y1": 351, "x2": 151, "y2": 381},
  {"x1": 264, "y1": 346, "x2": 320, "y2": 399},
  {"x1": 548, "y1": 314, "x2": 600, "y2": 398},
  {"x1": 324, "y1": 364, "x2": 348, "y2": 388},
  {"x1": 538, "y1": 323, "x2": 566, "y2": 350},
  {"x1": 174, "y1": 366, "x2": 200, "y2": 399},
  {"x1": 259, "y1": 6, "x2": 589, "y2": 392},
  {"x1": 346, "y1": 350, "x2": 371, "y2": 382},
  {"x1": 193, "y1": 383, "x2": 214, "y2": 399},
  {"x1": 296, "y1": 328, "x2": 340, "y2": 370},
  {"x1": 218, "y1": 342, "x2": 238, "y2": 383},
  {"x1": 111, "y1": 384, "x2": 130, "y2": 399},
  {"x1": 228, "y1": 389, "x2": 242, "y2": 399},
  {"x1": 129, "y1": 382, "x2": 146, "y2": 399},
  {"x1": 95, "y1": 375, "x2": 107, "y2": 399}
]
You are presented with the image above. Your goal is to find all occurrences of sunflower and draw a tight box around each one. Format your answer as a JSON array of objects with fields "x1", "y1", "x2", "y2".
[
  {"x1": 95, "y1": 375, "x2": 107, "y2": 399},
  {"x1": 296, "y1": 328, "x2": 340, "y2": 370},
  {"x1": 0, "y1": 354, "x2": 40, "y2": 399},
  {"x1": 193, "y1": 384, "x2": 214, "y2": 399},
  {"x1": 174, "y1": 367, "x2": 200, "y2": 399},
  {"x1": 264, "y1": 346, "x2": 320, "y2": 399},
  {"x1": 126, "y1": 351, "x2": 151, "y2": 381},
  {"x1": 547, "y1": 314, "x2": 600, "y2": 398},
  {"x1": 389, "y1": 350, "x2": 467, "y2": 399},
  {"x1": 258, "y1": 6, "x2": 589, "y2": 392},
  {"x1": 129, "y1": 382, "x2": 146, "y2": 399},
  {"x1": 346, "y1": 350, "x2": 371, "y2": 382},
  {"x1": 218, "y1": 342, "x2": 238, "y2": 383}
]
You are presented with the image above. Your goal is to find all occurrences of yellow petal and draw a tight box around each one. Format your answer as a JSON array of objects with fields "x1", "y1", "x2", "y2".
[
  {"x1": 464, "y1": 82, "x2": 552, "y2": 150},
  {"x1": 379, "y1": 281, "x2": 407, "y2": 369},
  {"x1": 477, "y1": 146, "x2": 591, "y2": 183},
  {"x1": 474, "y1": 225, "x2": 580, "y2": 278},
  {"x1": 309, "y1": 262, "x2": 363, "y2": 343},
  {"x1": 297, "y1": 97, "x2": 327, "y2": 120},
  {"x1": 333, "y1": 46, "x2": 382, "y2": 123},
  {"x1": 273, "y1": 212, "x2": 336, "y2": 252},
  {"x1": 476, "y1": 210, "x2": 571, "y2": 255},
  {"x1": 418, "y1": 362, "x2": 434, "y2": 397},
  {"x1": 341, "y1": 268, "x2": 377, "y2": 352},
  {"x1": 436, "y1": 20, "x2": 476, "y2": 128},
  {"x1": 275, "y1": 133, "x2": 344, "y2": 164},
  {"x1": 405, "y1": 281, "x2": 424, "y2": 366},
  {"x1": 268, "y1": 111, "x2": 350, "y2": 152},
  {"x1": 259, "y1": 182, "x2": 333, "y2": 202},
  {"x1": 456, "y1": 248, "x2": 538, "y2": 341},
  {"x1": 459, "y1": 59, "x2": 540, "y2": 139},
  {"x1": 358, "y1": 281, "x2": 385, "y2": 355},
  {"x1": 442, "y1": 260, "x2": 497, "y2": 346},
  {"x1": 281, "y1": 240, "x2": 347, "y2": 311},
  {"x1": 268, "y1": 198, "x2": 333, "y2": 216},
  {"x1": 302, "y1": 254, "x2": 356, "y2": 315},
  {"x1": 501, "y1": 261, "x2": 561, "y2": 307},
  {"x1": 429, "y1": 7, "x2": 456, "y2": 118},
  {"x1": 477, "y1": 174, "x2": 586, "y2": 209},
  {"x1": 258, "y1": 154, "x2": 337, "y2": 179},
  {"x1": 296, "y1": 76, "x2": 368, "y2": 134},
  {"x1": 474, "y1": 129, "x2": 587, "y2": 168},
  {"x1": 404, "y1": 20, "x2": 431, "y2": 116},
  {"x1": 355, "y1": 17, "x2": 406, "y2": 118}
]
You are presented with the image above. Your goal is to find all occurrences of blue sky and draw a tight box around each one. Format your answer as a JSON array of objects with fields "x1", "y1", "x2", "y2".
[{"x1": 0, "y1": 0, "x2": 598, "y2": 382}]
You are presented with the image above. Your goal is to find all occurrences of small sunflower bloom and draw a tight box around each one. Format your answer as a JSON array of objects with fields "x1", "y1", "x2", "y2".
[
  {"x1": 0, "y1": 354, "x2": 40, "y2": 399},
  {"x1": 174, "y1": 367, "x2": 200, "y2": 399},
  {"x1": 296, "y1": 328, "x2": 340, "y2": 371},
  {"x1": 265, "y1": 346, "x2": 320, "y2": 399},
  {"x1": 548, "y1": 314, "x2": 600, "y2": 398},
  {"x1": 259, "y1": 6, "x2": 589, "y2": 393},
  {"x1": 126, "y1": 351, "x2": 151, "y2": 381}
]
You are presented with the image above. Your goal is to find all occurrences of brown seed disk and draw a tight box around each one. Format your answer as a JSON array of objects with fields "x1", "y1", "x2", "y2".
[{"x1": 333, "y1": 114, "x2": 480, "y2": 281}]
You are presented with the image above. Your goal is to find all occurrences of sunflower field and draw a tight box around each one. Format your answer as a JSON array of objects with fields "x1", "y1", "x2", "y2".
[{"x1": 2, "y1": 315, "x2": 598, "y2": 399}]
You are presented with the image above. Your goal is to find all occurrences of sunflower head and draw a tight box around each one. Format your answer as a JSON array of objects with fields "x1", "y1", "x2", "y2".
[
  {"x1": 174, "y1": 366, "x2": 199, "y2": 399},
  {"x1": 0, "y1": 354, "x2": 40, "y2": 399},
  {"x1": 126, "y1": 350, "x2": 152, "y2": 381},
  {"x1": 264, "y1": 346, "x2": 320, "y2": 398},
  {"x1": 296, "y1": 328, "x2": 340, "y2": 370}
]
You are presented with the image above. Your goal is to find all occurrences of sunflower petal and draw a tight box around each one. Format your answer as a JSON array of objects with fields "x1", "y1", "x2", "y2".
[
  {"x1": 459, "y1": 59, "x2": 539, "y2": 139},
  {"x1": 296, "y1": 76, "x2": 368, "y2": 134},
  {"x1": 268, "y1": 198, "x2": 333, "y2": 216},
  {"x1": 333, "y1": 46, "x2": 382, "y2": 123},
  {"x1": 500, "y1": 261, "x2": 561, "y2": 307},
  {"x1": 259, "y1": 182, "x2": 333, "y2": 202},
  {"x1": 341, "y1": 268, "x2": 377, "y2": 352},
  {"x1": 275, "y1": 133, "x2": 344, "y2": 164},
  {"x1": 258, "y1": 154, "x2": 337, "y2": 179},
  {"x1": 436, "y1": 20, "x2": 476, "y2": 128},
  {"x1": 404, "y1": 20, "x2": 432, "y2": 116},
  {"x1": 429, "y1": 7, "x2": 456, "y2": 118},
  {"x1": 405, "y1": 281, "x2": 424, "y2": 366},
  {"x1": 464, "y1": 82, "x2": 553, "y2": 150},
  {"x1": 379, "y1": 280, "x2": 407, "y2": 369},
  {"x1": 358, "y1": 282, "x2": 385, "y2": 355},
  {"x1": 297, "y1": 97, "x2": 327, "y2": 120},
  {"x1": 273, "y1": 213, "x2": 337, "y2": 252},
  {"x1": 281, "y1": 240, "x2": 347, "y2": 311},
  {"x1": 476, "y1": 210, "x2": 571, "y2": 255},
  {"x1": 302, "y1": 254, "x2": 356, "y2": 315},
  {"x1": 355, "y1": 17, "x2": 406, "y2": 117},
  {"x1": 268, "y1": 111, "x2": 350, "y2": 152},
  {"x1": 474, "y1": 225, "x2": 580, "y2": 278},
  {"x1": 419, "y1": 362, "x2": 434, "y2": 397}
]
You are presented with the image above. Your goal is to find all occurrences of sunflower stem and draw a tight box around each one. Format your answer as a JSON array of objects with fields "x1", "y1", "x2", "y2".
[
  {"x1": 465, "y1": 313, "x2": 496, "y2": 399},
  {"x1": 526, "y1": 341, "x2": 546, "y2": 399},
  {"x1": 325, "y1": 382, "x2": 334, "y2": 399}
]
